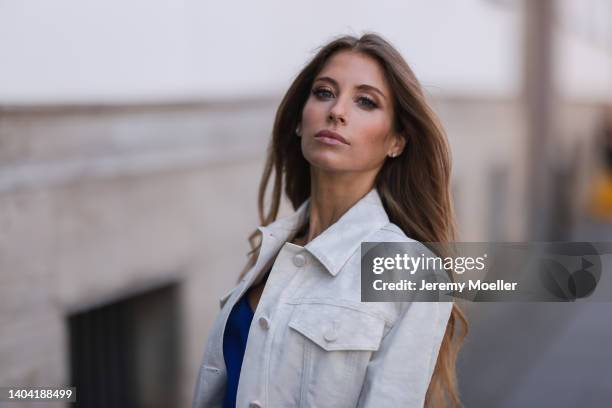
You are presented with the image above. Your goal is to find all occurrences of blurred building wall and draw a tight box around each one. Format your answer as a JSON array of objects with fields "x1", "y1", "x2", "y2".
[
  {"x1": 0, "y1": 101, "x2": 277, "y2": 406},
  {"x1": 0, "y1": 93, "x2": 527, "y2": 407},
  {"x1": 2, "y1": 1, "x2": 612, "y2": 407}
]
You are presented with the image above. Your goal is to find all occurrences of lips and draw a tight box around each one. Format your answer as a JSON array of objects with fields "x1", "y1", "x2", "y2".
[{"x1": 314, "y1": 130, "x2": 349, "y2": 145}]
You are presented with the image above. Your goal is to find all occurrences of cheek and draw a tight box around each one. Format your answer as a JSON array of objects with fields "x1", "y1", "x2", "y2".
[
  {"x1": 301, "y1": 99, "x2": 326, "y2": 129},
  {"x1": 352, "y1": 115, "x2": 391, "y2": 154}
]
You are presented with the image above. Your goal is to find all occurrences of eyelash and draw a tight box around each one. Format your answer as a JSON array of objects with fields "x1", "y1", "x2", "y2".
[{"x1": 312, "y1": 88, "x2": 378, "y2": 109}]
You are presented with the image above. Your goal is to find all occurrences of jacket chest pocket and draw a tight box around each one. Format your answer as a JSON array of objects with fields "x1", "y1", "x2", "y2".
[{"x1": 286, "y1": 302, "x2": 386, "y2": 408}]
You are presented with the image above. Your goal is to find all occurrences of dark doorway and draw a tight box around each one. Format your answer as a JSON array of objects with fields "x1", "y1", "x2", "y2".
[{"x1": 68, "y1": 283, "x2": 180, "y2": 408}]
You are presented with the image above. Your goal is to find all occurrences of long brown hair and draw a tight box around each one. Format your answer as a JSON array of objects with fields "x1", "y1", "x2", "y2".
[{"x1": 239, "y1": 32, "x2": 468, "y2": 408}]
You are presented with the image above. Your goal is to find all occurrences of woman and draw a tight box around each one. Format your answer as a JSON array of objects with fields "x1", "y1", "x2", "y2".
[{"x1": 193, "y1": 32, "x2": 468, "y2": 408}]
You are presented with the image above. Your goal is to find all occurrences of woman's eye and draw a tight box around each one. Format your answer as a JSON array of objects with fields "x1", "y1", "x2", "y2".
[
  {"x1": 358, "y1": 96, "x2": 377, "y2": 109},
  {"x1": 312, "y1": 88, "x2": 377, "y2": 109},
  {"x1": 313, "y1": 88, "x2": 333, "y2": 98}
]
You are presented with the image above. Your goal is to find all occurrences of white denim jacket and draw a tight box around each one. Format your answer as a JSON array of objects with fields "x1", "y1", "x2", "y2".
[{"x1": 192, "y1": 188, "x2": 453, "y2": 408}]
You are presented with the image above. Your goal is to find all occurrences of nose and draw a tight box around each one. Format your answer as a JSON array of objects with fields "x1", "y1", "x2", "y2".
[{"x1": 328, "y1": 99, "x2": 347, "y2": 125}]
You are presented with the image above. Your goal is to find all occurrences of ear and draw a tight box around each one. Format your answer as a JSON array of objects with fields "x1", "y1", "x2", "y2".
[{"x1": 389, "y1": 131, "x2": 406, "y2": 157}]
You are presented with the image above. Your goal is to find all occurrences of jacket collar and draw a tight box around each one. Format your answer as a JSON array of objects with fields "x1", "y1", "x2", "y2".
[{"x1": 258, "y1": 187, "x2": 390, "y2": 277}]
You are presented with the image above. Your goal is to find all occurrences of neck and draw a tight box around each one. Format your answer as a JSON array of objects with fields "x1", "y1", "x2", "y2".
[{"x1": 297, "y1": 167, "x2": 377, "y2": 245}]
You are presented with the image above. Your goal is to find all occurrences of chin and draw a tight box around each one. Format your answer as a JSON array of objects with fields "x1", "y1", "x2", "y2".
[
  {"x1": 302, "y1": 149, "x2": 347, "y2": 173},
  {"x1": 304, "y1": 152, "x2": 348, "y2": 172}
]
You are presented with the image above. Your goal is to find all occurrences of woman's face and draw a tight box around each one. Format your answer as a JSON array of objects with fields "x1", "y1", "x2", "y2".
[{"x1": 300, "y1": 50, "x2": 404, "y2": 173}]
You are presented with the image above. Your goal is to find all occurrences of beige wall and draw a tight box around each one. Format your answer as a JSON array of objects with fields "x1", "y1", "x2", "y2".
[{"x1": 0, "y1": 95, "x2": 604, "y2": 406}]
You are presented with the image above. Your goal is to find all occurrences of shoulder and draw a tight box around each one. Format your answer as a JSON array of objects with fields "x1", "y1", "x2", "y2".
[
  {"x1": 368, "y1": 222, "x2": 427, "y2": 251},
  {"x1": 377, "y1": 222, "x2": 414, "y2": 241}
]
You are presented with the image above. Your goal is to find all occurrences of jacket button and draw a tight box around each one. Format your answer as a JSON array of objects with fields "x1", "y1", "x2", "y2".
[
  {"x1": 293, "y1": 253, "x2": 307, "y2": 267},
  {"x1": 258, "y1": 316, "x2": 270, "y2": 330},
  {"x1": 324, "y1": 320, "x2": 338, "y2": 342},
  {"x1": 249, "y1": 401, "x2": 263, "y2": 408},
  {"x1": 324, "y1": 329, "x2": 338, "y2": 342}
]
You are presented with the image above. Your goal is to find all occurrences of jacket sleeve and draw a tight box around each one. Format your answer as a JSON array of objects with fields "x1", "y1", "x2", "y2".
[{"x1": 356, "y1": 300, "x2": 453, "y2": 407}]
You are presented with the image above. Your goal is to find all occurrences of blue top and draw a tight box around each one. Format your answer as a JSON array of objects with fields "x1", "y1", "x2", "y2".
[{"x1": 222, "y1": 292, "x2": 254, "y2": 408}]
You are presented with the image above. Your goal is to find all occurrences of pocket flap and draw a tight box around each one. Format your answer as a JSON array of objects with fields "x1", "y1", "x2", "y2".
[{"x1": 288, "y1": 303, "x2": 385, "y2": 351}]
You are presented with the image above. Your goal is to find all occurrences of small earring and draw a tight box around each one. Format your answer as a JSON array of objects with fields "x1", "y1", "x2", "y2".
[{"x1": 295, "y1": 126, "x2": 302, "y2": 137}]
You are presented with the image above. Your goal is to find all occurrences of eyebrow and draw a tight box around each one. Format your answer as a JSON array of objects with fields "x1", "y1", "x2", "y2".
[{"x1": 314, "y1": 76, "x2": 387, "y2": 100}]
